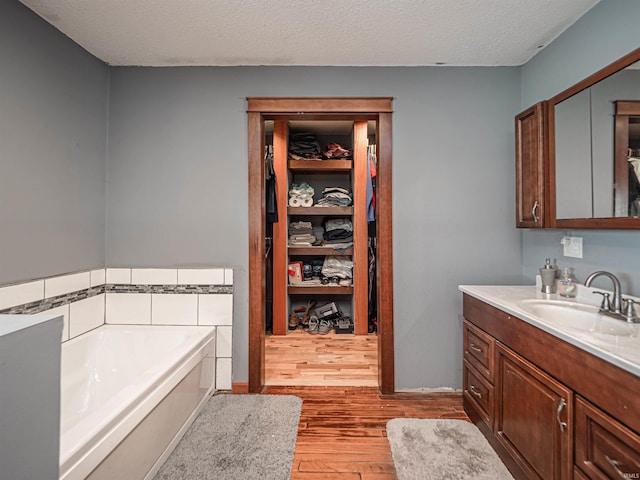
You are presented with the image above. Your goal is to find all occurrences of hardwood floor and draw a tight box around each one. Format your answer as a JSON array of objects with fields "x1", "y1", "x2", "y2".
[
  {"x1": 263, "y1": 386, "x2": 468, "y2": 479},
  {"x1": 265, "y1": 330, "x2": 378, "y2": 386},
  {"x1": 263, "y1": 329, "x2": 468, "y2": 478}
]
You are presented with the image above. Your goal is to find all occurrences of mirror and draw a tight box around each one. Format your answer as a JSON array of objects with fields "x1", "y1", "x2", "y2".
[
  {"x1": 613, "y1": 101, "x2": 640, "y2": 217},
  {"x1": 550, "y1": 48, "x2": 640, "y2": 228}
]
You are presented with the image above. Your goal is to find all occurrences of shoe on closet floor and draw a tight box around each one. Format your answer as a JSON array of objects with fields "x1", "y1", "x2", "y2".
[
  {"x1": 308, "y1": 315, "x2": 320, "y2": 334},
  {"x1": 288, "y1": 306, "x2": 306, "y2": 330},
  {"x1": 300, "y1": 300, "x2": 317, "y2": 330},
  {"x1": 318, "y1": 318, "x2": 333, "y2": 335}
]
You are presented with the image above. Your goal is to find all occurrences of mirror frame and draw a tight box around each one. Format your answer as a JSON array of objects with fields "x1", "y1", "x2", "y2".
[{"x1": 547, "y1": 47, "x2": 640, "y2": 229}]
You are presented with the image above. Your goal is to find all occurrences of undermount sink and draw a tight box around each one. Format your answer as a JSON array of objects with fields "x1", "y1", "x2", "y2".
[{"x1": 517, "y1": 299, "x2": 636, "y2": 338}]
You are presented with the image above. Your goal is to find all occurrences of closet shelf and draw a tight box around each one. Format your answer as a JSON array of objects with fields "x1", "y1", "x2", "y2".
[
  {"x1": 288, "y1": 285, "x2": 354, "y2": 295},
  {"x1": 288, "y1": 159, "x2": 352, "y2": 171},
  {"x1": 288, "y1": 206, "x2": 353, "y2": 216},
  {"x1": 288, "y1": 246, "x2": 353, "y2": 256}
]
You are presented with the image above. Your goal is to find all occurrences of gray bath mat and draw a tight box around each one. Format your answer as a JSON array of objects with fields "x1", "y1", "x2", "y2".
[
  {"x1": 154, "y1": 394, "x2": 302, "y2": 480},
  {"x1": 386, "y1": 418, "x2": 514, "y2": 480}
]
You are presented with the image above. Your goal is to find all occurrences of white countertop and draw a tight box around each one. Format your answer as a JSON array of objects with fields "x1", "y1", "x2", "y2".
[{"x1": 458, "y1": 284, "x2": 640, "y2": 378}]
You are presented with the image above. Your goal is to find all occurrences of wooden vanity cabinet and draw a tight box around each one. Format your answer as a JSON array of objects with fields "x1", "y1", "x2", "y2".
[
  {"x1": 462, "y1": 293, "x2": 640, "y2": 480},
  {"x1": 515, "y1": 102, "x2": 547, "y2": 228}
]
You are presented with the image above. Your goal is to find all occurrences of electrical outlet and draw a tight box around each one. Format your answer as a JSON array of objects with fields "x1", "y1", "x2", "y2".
[{"x1": 563, "y1": 236, "x2": 583, "y2": 258}]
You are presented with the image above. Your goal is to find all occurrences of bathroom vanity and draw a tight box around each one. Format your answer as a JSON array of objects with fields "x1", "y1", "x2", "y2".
[{"x1": 459, "y1": 285, "x2": 640, "y2": 480}]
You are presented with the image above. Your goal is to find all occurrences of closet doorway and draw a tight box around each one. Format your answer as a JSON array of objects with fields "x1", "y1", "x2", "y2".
[{"x1": 247, "y1": 97, "x2": 394, "y2": 393}]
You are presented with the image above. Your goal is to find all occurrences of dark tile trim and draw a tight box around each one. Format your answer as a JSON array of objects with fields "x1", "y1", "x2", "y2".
[
  {"x1": 105, "y1": 284, "x2": 233, "y2": 294},
  {"x1": 0, "y1": 284, "x2": 233, "y2": 315}
]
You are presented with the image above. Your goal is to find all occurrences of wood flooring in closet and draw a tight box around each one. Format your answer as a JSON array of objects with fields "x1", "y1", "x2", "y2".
[{"x1": 265, "y1": 329, "x2": 378, "y2": 386}]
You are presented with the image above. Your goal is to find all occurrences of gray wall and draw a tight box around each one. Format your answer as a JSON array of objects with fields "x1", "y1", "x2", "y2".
[
  {"x1": 106, "y1": 66, "x2": 523, "y2": 389},
  {"x1": 0, "y1": 1, "x2": 108, "y2": 285},
  {"x1": 14, "y1": 0, "x2": 640, "y2": 390},
  {"x1": 520, "y1": 0, "x2": 640, "y2": 296}
]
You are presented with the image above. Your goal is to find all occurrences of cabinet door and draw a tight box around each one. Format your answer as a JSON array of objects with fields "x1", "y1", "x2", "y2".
[
  {"x1": 516, "y1": 102, "x2": 546, "y2": 228},
  {"x1": 495, "y1": 343, "x2": 572, "y2": 480}
]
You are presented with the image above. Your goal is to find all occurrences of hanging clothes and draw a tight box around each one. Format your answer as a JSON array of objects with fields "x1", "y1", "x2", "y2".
[
  {"x1": 368, "y1": 241, "x2": 377, "y2": 333},
  {"x1": 366, "y1": 146, "x2": 377, "y2": 222},
  {"x1": 265, "y1": 145, "x2": 278, "y2": 223},
  {"x1": 265, "y1": 144, "x2": 277, "y2": 334}
]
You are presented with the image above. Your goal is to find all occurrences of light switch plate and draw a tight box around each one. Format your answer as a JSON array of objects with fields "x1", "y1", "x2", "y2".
[{"x1": 563, "y1": 236, "x2": 583, "y2": 258}]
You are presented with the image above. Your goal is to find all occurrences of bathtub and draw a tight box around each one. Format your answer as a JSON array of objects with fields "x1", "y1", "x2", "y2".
[{"x1": 59, "y1": 324, "x2": 216, "y2": 480}]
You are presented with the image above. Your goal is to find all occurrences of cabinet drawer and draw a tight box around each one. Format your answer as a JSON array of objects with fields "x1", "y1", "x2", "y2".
[
  {"x1": 575, "y1": 396, "x2": 640, "y2": 480},
  {"x1": 463, "y1": 360, "x2": 494, "y2": 428},
  {"x1": 463, "y1": 320, "x2": 494, "y2": 381}
]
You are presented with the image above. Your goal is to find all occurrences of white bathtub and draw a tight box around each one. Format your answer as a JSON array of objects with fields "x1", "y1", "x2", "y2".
[{"x1": 59, "y1": 324, "x2": 216, "y2": 480}]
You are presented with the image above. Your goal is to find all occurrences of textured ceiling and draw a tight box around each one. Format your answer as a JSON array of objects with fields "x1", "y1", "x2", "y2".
[{"x1": 20, "y1": 0, "x2": 600, "y2": 67}]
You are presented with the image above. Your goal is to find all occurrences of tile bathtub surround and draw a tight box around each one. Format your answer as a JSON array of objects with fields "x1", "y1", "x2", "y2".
[
  {"x1": 0, "y1": 280, "x2": 45, "y2": 311},
  {"x1": 131, "y1": 268, "x2": 178, "y2": 285},
  {"x1": 44, "y1": 271, "x2": 91, "y2": 298},
  {"x1": 215, "y1": 325, "x2": 232, "y2": 357},
  {"x1": 69, "y1": 294, "x2": 105, "y2": 338},
  {"x1": 216, "y1": 357, "x2": 232, "y2": 391},
  {"x1": 0, "y1": 286, "x2": 104, "y2": 315},
  {"x1": 106, "y1": 268, "x2": 132, "y2": 284},
  {"x1": 90, "y1": 269, "x2": 106, "y2": 287},
  {"x1": 105, "y1": 291, "x2": 233, "y2": 327},
  {"x1": 151, "y1": 294, "x2": 198, "y2": 326},
  {"x1": 1, "y1": 267, "x2": 235, "y2": 388},
  {"x1": 104, "y1": 284, "x2": 232, "y2": 294},
  {"x1": 0, "y1": 268, "x2": 233, "y2": 315},
  {"x1": 198, "y1": 294, "x2": 233, "y2": 326},
  {"x1": 105, "y1": 293, "x2": 152, "y2": 325},
  {"x1": 106, "y1": 267, "x2": 232, "y2": 286}
]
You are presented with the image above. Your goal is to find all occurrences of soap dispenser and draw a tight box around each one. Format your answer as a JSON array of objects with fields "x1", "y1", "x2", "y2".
[
  {"x1": 539, "y1": 258, "x2": 558, "y2": 294},
  {"x1": 558, "y1": 267, "x2": 577, "y2": 298}
]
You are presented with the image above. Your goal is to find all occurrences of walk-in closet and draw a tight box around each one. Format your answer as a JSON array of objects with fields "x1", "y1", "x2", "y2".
[{"x1": 247, "y1": 97, "x2": 394, "y2": 393}]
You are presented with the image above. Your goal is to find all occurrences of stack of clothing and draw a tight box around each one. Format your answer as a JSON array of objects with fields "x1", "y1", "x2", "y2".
[
  {"x1": 322, "y1": 143, "x2": 352, "y2": 159},
  {"x1": 288, "y1": 132, "x2": 322, "y2": 160},
  {"x1": 321, "y1": 256, "x2": 353, "y2": 284},
  {"x1": 316, "y1": 187, "x2": 353, "y2": 207},
  {"x1": 322, "y1": 218, "x2": 353, "y2": 249},
  {"x1": 288, "y1": 221, "x2": 316, "y2": 246}
]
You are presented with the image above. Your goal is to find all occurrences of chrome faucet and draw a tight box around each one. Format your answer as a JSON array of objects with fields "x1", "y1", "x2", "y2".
[
  {"x1": 584, "y1": 271, "x2": 639, "y2": 323},
  {"x1": 584, "y1": 271, "x2": 623, "y2": 314}
]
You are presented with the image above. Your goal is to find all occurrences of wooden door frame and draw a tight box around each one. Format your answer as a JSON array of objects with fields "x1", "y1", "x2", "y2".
[{"x1": 247, "y1": 97, "x2": 395, "y2": 393}]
